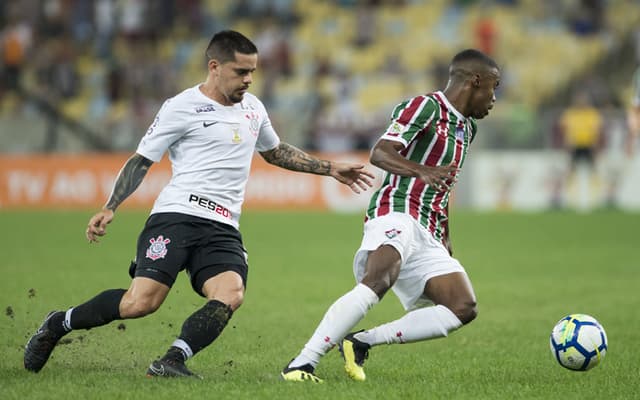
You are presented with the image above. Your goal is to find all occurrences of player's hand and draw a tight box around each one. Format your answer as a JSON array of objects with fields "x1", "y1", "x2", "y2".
[
  {"x1": 417, "y1": 163, "x2": 458, "y2": 191},
  {"x1": 86, "y1": 208, "x2": 114, "y2": 243},
  {"x1": 329, "y1": 162, "x2": 376, "y2": 194}
]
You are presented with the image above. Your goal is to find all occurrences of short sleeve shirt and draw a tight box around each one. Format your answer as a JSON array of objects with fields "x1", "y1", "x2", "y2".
[{"x1": 136, "y1": 85, "x2": 280, "y2": 228}]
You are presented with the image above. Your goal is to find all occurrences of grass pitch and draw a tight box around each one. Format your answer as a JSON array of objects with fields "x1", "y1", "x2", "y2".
[{"x1": 1, "y1": 210, "x2": 638, "y2": 399}]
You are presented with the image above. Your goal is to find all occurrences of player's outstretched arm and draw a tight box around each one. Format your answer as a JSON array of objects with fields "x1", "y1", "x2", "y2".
[
  {"x1": 259, "y1": 143, "x2": 375, "y2": 193},
  {"x1": 371, "y1": 139, "x2": 458, "y2": 191},
  {"x1": 86, "y1": 153, "x2": 153, "y2": 243}
]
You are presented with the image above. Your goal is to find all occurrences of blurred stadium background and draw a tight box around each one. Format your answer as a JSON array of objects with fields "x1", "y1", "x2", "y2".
[{"x1": 1, "y1": 0, "x2": 639, "y2": 212}]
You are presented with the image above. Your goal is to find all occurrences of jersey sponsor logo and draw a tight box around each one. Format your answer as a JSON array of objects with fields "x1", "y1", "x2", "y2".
[
  {"x1": 245, "y1": 112, "x2": 259, "y2": 137},
  {"x1": 203, "y1": 121, "x2": 218, "y2": 128},
  {"x1": 455, "y1": 125, "x2": 465, "y2": 141},
  {"x1": 385, "y1": 228, "x2": 402, "y2": 239},
  {"x1": 195, "y1": 105, "x2": 216, "y2": 113},
  {"x1": 188, "y1": 194, "x2": 232, "y2": 219},
  {"x1": 146, "y1": 235, "x2": 171, "y2": 261}
]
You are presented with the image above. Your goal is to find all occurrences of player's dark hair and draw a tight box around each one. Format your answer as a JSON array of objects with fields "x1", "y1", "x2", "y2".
[
  {"x1": 205, "y1": 30, "x2": 258, "y2": 63},
  {"x1": 451, "y1": 49, "x2": 498, "y2": 70}
]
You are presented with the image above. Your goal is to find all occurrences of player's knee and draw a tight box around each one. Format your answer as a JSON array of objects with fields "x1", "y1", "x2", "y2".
[
  {"x1": 228, "y1": 291, "x2": 244, "y2": 311},
  {"x1": 361, "y1": 278, "x2": 392, "y2": 299},
  {"x1": 120, "y1": 296, "x2": 162, "y2": 318},
  {"x1": 208, "y1": 290, "x2": 243, "y2": 311},
  {"x1": 451, "y1": 300, "x2": 478, "y2": 325}
]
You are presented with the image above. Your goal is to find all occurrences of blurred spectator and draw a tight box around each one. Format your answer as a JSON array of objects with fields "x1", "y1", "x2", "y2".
[
  {"x1": 48, "y1": 38, "x2": 80, "y2": 100},
  {"x1": 230, "y1": 0, "x2": 298, "y2": 26},
  {"x1": 599, "y1": 100, "x2": 628, "y2": 208},
  {"x1": 0, "y1": 12, "x2": 32, "y2": 92},
  {"x1": 253, "y1": 19, "x2": 293, "y2": 107},
  {"x1": 559, "y1": 89, "x2": 603, "y2": 211},
  {"x1": 94, "y1": 0, "x2": 117, "y2": 59},
  {"x1": 39, "y1": 0, "x2": 68, "y2": 38},
  {"x1": 117, "y1": 0, "x2": 148, "y2": 42},
  {"x1": 566, "y1": 0, "x2": 604, "y2": 36},
  {"x1": 311, "y1": 68, "x2": 359, "y2": 152},
  {"x1": 253, "y1": 19, "x2": 292, "y2": 77},
  {"x1": 69, "y1": 0, "x2": 94, "y2": 47},
  {"x1": 474, "y1": 12, "x2": 497, "y2": 56},
  {"x1": 352, "y1": 2, "x2": 377, "y2": 48}
]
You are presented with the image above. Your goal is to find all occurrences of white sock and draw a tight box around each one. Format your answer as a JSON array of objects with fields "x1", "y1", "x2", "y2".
[
  {"x1": 289, "y1": 283, "x2": 379, "y2": 368},
  {"x1": 354, "y1": 304, "x2": 462, "y2": 346}
]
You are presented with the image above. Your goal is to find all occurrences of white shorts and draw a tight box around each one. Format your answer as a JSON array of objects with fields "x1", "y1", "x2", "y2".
[{"x1": 353, "y1": 212, "x2": 466, "y2": 311}]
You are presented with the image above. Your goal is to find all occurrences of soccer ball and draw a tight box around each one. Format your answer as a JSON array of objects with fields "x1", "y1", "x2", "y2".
[{"x1": 549, "y1": 314, "x2": 607, "y2": 371}]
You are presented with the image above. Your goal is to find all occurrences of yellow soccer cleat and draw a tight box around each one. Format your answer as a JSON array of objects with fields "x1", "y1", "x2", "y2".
[
  {"x1": 339, "y1": 332, "x2": 371, "y2": 381},
  {"x1": 280, "y1": 363, "x2": 323, "y2": 383}
]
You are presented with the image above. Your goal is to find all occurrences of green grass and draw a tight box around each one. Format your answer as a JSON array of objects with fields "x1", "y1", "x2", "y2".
[{"x1": 1, "y1": 210, "x2": 638, "y2": 399}]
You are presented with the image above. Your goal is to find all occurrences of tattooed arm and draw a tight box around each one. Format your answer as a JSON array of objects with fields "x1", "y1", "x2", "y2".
[
  {"x1": 86, "y1": 153, "x2": 153, "y2": 243},
  {"x1": 260, "y1": 143, "x2": 331, "y2": 174},
  {"x1": 104, "y1": 153, "x2": 154, "y2": 211},
  {"x1": 260, "y1": 143, "x2": 375, "y2": 194}
]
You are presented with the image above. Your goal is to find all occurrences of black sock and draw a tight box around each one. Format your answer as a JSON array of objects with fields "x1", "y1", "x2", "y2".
[
  {"x1": 161, "y1": 347, "x2": 188, "y2": 363},
  {"x1": 169, "y1": 300, "x2": 233, "y2": 359},
  {"x1": 69, "y1": 289, "x2": 127, "y2": 330}
]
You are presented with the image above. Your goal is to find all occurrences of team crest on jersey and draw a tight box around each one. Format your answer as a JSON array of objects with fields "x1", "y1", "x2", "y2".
[
  {"x1": 245, "y1": 112, "x2": 259, "y2": 137},
  {"x1": 146, "y1": 235, "x2": 171, "y2": 261},
  {"x1": 232, "y1": 127, "x2": 242, "y2": 144},
  {"x1": 385, "y1": 228, "x2": 402, "y2": 239}
]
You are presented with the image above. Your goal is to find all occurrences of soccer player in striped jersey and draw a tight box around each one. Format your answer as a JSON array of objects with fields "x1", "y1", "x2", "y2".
[
  {"x1": 23, "y1": 30, "x2": 374, "y2": 378},
  {"x1": 282, "y1": 49, "x2": 500, "y2": 382}
]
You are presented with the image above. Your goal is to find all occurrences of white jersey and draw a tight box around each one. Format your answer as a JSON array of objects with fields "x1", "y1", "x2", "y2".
[{"x1": 136, "y1": 84, "x2": 280, "y2": 228}]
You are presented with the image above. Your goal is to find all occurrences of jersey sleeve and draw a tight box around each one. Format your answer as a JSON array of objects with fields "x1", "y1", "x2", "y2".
[
  {"x1": 254, "y1": 99, "x2": 280, "y2": 152},
  {"x1": 379, "y1": 96, "x2": 438, "y2": 147},
  {"x1": 136, "y1": 99, "x2": 187, "y2": 162}
]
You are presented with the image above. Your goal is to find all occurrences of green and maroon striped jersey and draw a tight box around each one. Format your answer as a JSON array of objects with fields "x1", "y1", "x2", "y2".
[{"x1": 366, "y1": 91, "x2": 477, "y2": 243}]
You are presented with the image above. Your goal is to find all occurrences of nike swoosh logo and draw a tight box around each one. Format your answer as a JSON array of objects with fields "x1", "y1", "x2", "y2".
[
  {"x1": 149, "y1": 364, "x2": 165, "y2": 375},
  {"x1": 203, "y1": 121, "x2": 218, "y2": 128}
]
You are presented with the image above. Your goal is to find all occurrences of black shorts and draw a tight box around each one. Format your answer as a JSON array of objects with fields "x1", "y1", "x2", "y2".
[
  {"x1": 571, "y1": 147, "x2": 595, "y2": 166},
  {"x1": 129, "y1": 212, "x2": 248, "y2": 297}
]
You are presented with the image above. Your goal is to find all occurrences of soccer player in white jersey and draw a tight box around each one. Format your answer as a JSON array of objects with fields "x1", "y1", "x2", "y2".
[
  {"x1": 281, "y1": 49, "x2": 500, "y2": 382},
  {"x1": 24, "y1": 30, "x2": 374, "y2": 378}
]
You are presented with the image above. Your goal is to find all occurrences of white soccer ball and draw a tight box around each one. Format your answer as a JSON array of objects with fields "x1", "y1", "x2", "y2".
[{"x1": 549, "y1": 314, "x2": 608, "y2": 371}]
